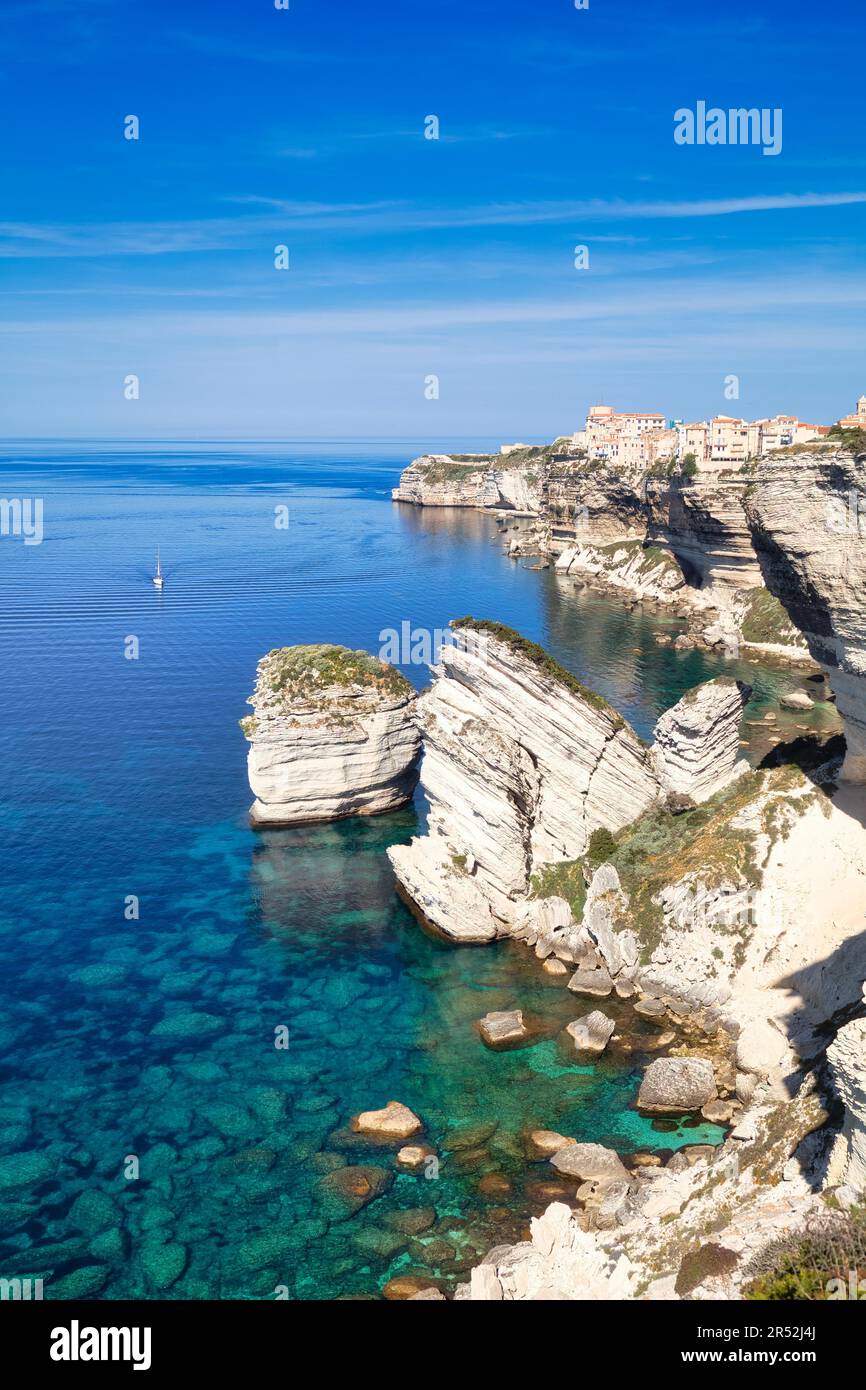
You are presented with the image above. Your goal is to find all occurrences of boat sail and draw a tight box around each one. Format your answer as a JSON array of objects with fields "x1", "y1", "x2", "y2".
[{"x1": 153, "y1": 548, "x2": 164, "y2": 589}]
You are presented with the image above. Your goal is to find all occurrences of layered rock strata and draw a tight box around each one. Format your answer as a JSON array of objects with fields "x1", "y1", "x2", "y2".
[
  {"x1": 825, "y1": 1006, "x2": 866, "y2": 1193},
  {"x1": 388, "y1": 627, "x2": 758, "y2": 945},
  {"x1": 744, "y1": 447, "x2": 866, "y2": 781},
  {"x1": 392, "y1": 454, "x2": 544, "y2": 512},
  {"x1": 387, "y1": 622, "x2": 661, "y2": 941},
  {"x1": 652, "y1": 677, "x2": 751, "y2": 804},
  {"x1": 242, "y1": 644, "x2": 420, "y2": 825},
  {"x1": 394, "y1": 447, "x2": 810, "y2": 658},
  {"x1": 565, "y1": 1011, "x2": 616, "y2": 1054}
]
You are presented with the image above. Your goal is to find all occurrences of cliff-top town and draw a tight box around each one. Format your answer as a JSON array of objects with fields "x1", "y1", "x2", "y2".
[{"x1": 498, "y1": 392, "x2": 866, "y2": 473}]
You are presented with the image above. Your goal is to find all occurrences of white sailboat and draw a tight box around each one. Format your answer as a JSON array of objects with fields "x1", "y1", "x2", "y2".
[{"x1": 153, "y1": 547, "x2": 164, "y2": 589}]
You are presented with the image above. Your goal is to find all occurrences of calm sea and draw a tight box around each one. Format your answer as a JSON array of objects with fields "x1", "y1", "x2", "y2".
[{"x1": 0, "y1": 442, "x2": 801, "y2": 1298}]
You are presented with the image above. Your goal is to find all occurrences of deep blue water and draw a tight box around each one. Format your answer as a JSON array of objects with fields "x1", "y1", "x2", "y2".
[{"x1": 0, "y1": 443, "x2": 816, "y2": 1299}]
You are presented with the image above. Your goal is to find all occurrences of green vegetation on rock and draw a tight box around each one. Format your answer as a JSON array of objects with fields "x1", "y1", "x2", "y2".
[
  {"x1": 586, "y1": 826, "x2": 617, "y2": 867},
  {"x1": 765, "y1": 429, "x2": 865, "y2": 458},
  {"x1": 415, "y1": 438, "x2": 582, "y2": 481},
  {"x1": 415, "y1": 458, "x2": 489, "y2": 484},
  {"x1": 596, "y1": 539, "x2": 682, "y2": 578},
  {"x1": 745, "y1": 1206, "x2": 866, "y2": 1300},
  {"x1": 531, "y1": 766, "x2": 813, "y2": 961},
  {"x1": 675, "y1": 1242, "x2": 739, "y2": 1296},
  {"x1": 740, "y1": 589, "x2": 798, "y2": 646},
  {"x1": 824, "y1": 426, "x2": 866, "y2": 454},
  {"x1": 260, "y1": 644, "x2": 412, "y2": 702},
  {"x1": 530, "y1": 859, "x2": 587, "y2": 919}
]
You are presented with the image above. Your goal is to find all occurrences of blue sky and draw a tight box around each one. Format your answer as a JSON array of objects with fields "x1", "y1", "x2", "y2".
[{"x1": 1, "y1": 0, "x2": 864, "y2": 439}]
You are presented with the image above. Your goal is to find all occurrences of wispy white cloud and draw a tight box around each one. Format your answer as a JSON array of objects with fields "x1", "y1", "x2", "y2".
[
  {"x1": 1, "y1": 191, "x2": 863, "y2": 259},
  {"x1": 413, "y1": 192, "x2": 866, "y2": 228},
  {"x1": 5, "y1": 272, "x2": 865, "y2": 338}
]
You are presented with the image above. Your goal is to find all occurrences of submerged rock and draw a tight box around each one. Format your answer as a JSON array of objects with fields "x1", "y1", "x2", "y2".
[
  {"x1": 351, "y1": 1101, "x2": 422, "y2": 1140},
  {"x1": 443, "y1": 1120, "x2": 499, "y2": 1152},
  {"x1": 567, "y1": 968, "x2": 613, "y2": 998},
  {"x1": 140, "y1": 1239, "x2": 188, "y2": 1290},
  {"x1": 68, "y1": 1189, "x2": 119, "y2": 1236},
  {"x1": 549, "y1": 1142, "x2": 630, "y2": 1183},
  {"x1": 477, "y1": 1172, "x2": 513, "y2": 1200},
  {"x1": 395, "y1": 1143, "x2": 437, "y2": 1172},
  {"x1": 150, "y1": 1011, "x2": 224, "y2": 1040},
  {"x1": 637, "y1": 1056, "x2": 717, "y2": 1114},
  {"x1": 0, "y1": 1150, "x2": 56, "y2": 1192},
  {"x1": 383, "y1": 1273, "x2": 442, "y2": 1300},
  {"x1": 243, "y1": 644, "x2": 420, "y2": 825},
  {"x1": 526, "y1": 1130, "x2": 576, "y2": 1158},
  {"x1": 317, "y1": 1164, "x2": 393, "y2": 1218},
  {"x1": 49, "y1": 1265, "x2": 110, "y2": 1299},
  {"x1": 542, "y1": 957, "x2": 569, "y2": 977},
  {"x1": 477, "y1": 1009, "x2": 529, "y2": 1048},
  {"x1": 565, "y1": 1011, "x2": 616, "y2": 1054},
  {"x1": 382, "y1": 1207, "x2": 437, "y2": 1235},
  {"x1": 351, "y1": 1226, "x2": 408, "y2": 1261}
]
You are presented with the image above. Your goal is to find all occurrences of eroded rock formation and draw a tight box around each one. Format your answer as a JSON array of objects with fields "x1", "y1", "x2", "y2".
[
  {"x1": 637, "y1": 1056, "x2": 717, "y2": 1114},
  {"x1": 242, "y1": 644, "x2": 420, "y2": 825},
  {"x1": 386, "y1": 621, "x2": 661, "y2": 941},
  {"x1": 392, "y1": 454, "x2": 543, "y2": 512},
  {"x1": 825, "y1": 998, "x2": 866, "y2": 1194},
  {"x1": 394, "y1": 448, "x2": 808, "y2": 657},
  {"x1": 652, "y1": 676, "x2": 751, "y2": 804},
  {"x1": 744, "y1": 447, "x2": 866, "y2": 781}
]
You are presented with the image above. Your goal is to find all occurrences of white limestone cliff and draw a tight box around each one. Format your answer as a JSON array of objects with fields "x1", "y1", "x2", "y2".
[
  {"x1": 825, "y1": 999, "x2": 866, "y2": 1194},
  {"x1": 387, "y1": 622, "x2": 661, "y2": 941},
  {"x1": 242, "y1": 644, "x2": 420, "y2": 826},
  {"x1": 745, "y1": 446, "x2": 866, "y2": 781},
  {"x1": 464, "y1": 1202, "x2": 641, "y2": 1301},
  {"x1": 652, "y1": 677, "x2": 751, "y2": 804},
  {"x1": 392, "y1": 454, "x2": 543, "y2": 512},
  {"x1": 393, "y1": 445, "x2": 810, "y2": 659}
]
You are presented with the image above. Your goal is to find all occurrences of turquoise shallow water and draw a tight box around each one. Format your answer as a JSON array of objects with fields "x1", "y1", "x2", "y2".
[{"x1": 0, "y1": 442, "x2": 825, "y2": 1298}]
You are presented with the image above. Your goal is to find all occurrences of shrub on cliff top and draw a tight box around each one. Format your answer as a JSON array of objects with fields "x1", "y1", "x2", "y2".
[
  {"x1": 744, "y1": 1208, "x2": 866, "y2": 1300},
  {"x1": 417, "y1": 458, "x2": 490, "y2": 483},
  {"x1": 675, "y1": 1242, "x2": 739, "y2": 1296},
  {"x1": 586, "y1": 826, "x2": 617, "y2": 867},
  {"x1": 261, "y1": 644, "x2": 412, "y2": 701}
]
